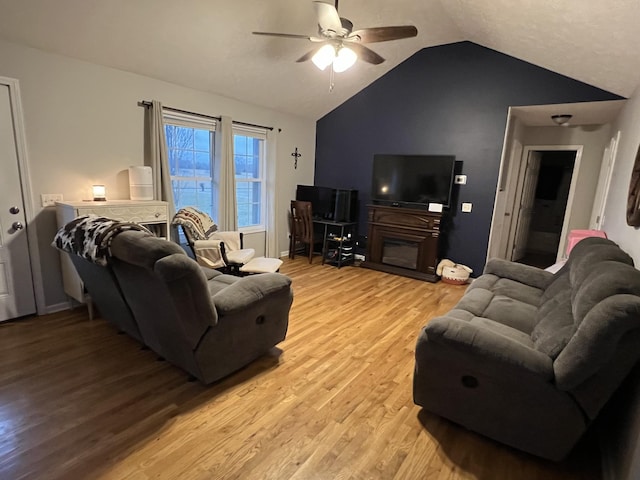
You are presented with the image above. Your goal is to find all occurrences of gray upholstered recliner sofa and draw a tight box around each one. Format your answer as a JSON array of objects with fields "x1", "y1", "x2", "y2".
[
  {"x1": 54, "y1": 216, "x2": 293, "y2": 385},
  {"x1": 413, "y1": 237, "x2": 640, "y2": 460},
  {"x1": 107, "y1": 230, "x2": 293, "y2": 384}
]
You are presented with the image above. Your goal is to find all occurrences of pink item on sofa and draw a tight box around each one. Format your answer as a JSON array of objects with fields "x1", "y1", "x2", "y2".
[{"x1": 566, "y1": 229, "x2": 607, "y2": 256}]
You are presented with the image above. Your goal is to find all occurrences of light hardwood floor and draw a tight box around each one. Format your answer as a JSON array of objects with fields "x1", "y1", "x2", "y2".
[{"x1": 0, "y1": 259, "x2": 600, "y2": 479}]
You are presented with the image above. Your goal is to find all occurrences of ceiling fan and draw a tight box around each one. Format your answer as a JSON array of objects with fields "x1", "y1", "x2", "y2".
[{"x1": 252, "y1": 0, "x2": 418, "y2": 73}]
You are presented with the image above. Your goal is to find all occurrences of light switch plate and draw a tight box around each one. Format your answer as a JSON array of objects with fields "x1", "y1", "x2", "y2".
[
  {"x1": 461, "y1": 202, "x2": 473, "y2": 213},
  {"x1": 454, "y1": 175, "x2": 467, "y2": 185},
  {"x1": 41, "y1": 193, "x2": 63, "y2": 207}
]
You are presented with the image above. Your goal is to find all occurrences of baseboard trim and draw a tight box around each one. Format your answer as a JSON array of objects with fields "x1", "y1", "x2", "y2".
[{"x1": 45, "y1": 301, "x2": 72, "y2": 314}]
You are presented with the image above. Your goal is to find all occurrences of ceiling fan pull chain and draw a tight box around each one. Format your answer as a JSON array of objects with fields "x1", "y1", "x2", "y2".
[{"x1": 329, "y1": 65, "x2": 335, "y2": 92}]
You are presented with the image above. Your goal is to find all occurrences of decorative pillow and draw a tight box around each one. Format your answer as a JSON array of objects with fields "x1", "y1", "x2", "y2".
[{"x1": 172, "y1": 207, "x2": 217, "y2": 241}]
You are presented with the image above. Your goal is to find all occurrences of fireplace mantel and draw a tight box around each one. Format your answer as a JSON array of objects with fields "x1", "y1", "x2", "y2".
[{"x1": 362, "y1": 204, "x2": 442, "y2": 282}]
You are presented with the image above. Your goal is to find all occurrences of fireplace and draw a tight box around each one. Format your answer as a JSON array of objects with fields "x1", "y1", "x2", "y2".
[
  {"x1": 382, "y1": 238, "x2": 419, "y2": 270},
  {"x1": 363, "y1": 205, "x2": 442, "y2": 282}
]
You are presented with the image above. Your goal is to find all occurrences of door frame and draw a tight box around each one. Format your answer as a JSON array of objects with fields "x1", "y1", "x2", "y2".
[
  {"x1": 489, "y1": 142, "x2": 583, "y2": 264},
  {"x1": 1, "y1": 76, "x2": 46, "y2": 315},
  {"x1": 521, "y1": 145, "x2": 582, "y2": 263},
  {"x1": 590, "y1": 130, "x2": 621, "y2": 229}
]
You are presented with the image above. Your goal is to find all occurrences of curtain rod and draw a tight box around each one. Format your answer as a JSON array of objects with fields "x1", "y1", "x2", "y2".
[{"x1": 138, "y1": 101, "x2": 276, "y2": 131}]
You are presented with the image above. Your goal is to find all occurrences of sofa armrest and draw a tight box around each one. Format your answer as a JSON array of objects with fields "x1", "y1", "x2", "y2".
[
  {"x1": 425, "y1": 316, "x2": 554, "y2": 379},
  {"x1": 484, "y1": 258, "x2": 554, "y2": 290},
  {"x1": 212, "y1": 273, "x2": 292, "y2": 315}
]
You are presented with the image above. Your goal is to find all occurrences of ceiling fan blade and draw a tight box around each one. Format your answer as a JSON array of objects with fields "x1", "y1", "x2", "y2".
[
  {"x1": 348, "y1": 43, "x2": 385, "y2": 65},
  {"x1": 313, "y1": 1, "x2": 342, "y2": 34},
  {"x1": 348, "y1": 26, "x2": 418, "y2": 43},
  {"x1": 296, "y1": 48, "x2": 319, "y2": 63},
  {"x1": 252, "y1": 32, "x2": 313, "y2": 40}
]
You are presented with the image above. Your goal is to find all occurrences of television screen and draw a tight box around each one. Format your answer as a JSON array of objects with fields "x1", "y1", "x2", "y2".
[
  {"x1": 371, "y1": 154, "x2": 456, "y2": 207},
  {"x1": 296, "y1": 184, "x2": 335, "y2": 219}
]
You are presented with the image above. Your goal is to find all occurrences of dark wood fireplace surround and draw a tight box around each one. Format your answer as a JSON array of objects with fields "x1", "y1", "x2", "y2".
[{"x1": 363, "y1": 204, "x2": 442, "y2": 282}]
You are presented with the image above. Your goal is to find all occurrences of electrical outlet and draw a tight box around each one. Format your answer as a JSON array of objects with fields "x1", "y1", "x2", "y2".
[
  {"x1": 41, "y1": 193, "x2": 63, "y2": 207},
  {"x1": 454, "y1": 175, "x2": 467, "y2": 185},
  {"x1": 461, "y1": 202, "x2": 473, "y2": 213}
]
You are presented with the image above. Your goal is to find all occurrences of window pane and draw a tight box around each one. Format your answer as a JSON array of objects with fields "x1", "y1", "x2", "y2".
[
  {"x1": 194, "y1": 129, "x2": 210, "y2": 151},
  {"x1": 181, "y1": 151, "x2": 196, "y2": 176},
  {"x1": 234, "y1": 154, "x2": 247, "y2": 179},
  {"x1": 195, "y1": 151, "x2": 212, "y2": 177},
  {"x1": 234, "y1": 135, "x2": 247, "y2": 155},
  {"x1": 166, "y1": 121, "x2": 217, "y2": 225},
  {"x1": 172, "y1": 180, "x2": 198, "y2": 210},
  {"x1": 236, "y1": 181, "x2": 261, "y2": 227}
]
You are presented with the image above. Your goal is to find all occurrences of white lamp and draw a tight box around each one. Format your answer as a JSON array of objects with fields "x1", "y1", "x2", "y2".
[
  {"x1": 333, "y1": 46, "x2": 357, "y2": 73},
  {"x1": 92, "y1": 184, "x2": 106, "y2": 201},
  {"x1": 312, "y1": 44, "x2": 336, "y2": 71}
]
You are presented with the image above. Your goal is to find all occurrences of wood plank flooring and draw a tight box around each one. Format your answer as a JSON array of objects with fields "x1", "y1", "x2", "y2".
[{"x1": 0, "y1": 259, "x2": 600, "y2": 479}]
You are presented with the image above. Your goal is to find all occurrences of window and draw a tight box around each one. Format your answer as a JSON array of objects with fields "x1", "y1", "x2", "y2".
[
  {"x1": 164, "y1": 112, "x2": 217, "y2": 221},
  {"x1": 234, "y1": 126, "x2": 266, "y2": 231},
  {"x1": 163, "y1": 110, "x2": 267, "y2": 234}
]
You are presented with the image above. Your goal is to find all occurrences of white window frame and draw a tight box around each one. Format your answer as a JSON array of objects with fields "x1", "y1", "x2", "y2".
[
  {"x1": 233, "y1": 125, "x2": 267, "y2": 234},
  {"x1": 163, "y1": 110, "x2": 218, "y2": 222}
]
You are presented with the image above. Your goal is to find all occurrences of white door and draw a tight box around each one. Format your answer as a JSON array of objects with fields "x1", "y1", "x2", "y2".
[
  {"x1": 590, "y1": 131, "x2": 620, "y2": 230},
  {"x1": 511, "y1": 151, "x2": 541, "y2": 261},
  {"x1": 0, "y1": 83, "x2": 36, "y2": 321}
]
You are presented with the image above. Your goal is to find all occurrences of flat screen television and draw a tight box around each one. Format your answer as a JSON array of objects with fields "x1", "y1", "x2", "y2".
[
  {"x1": 296, "y1": 184, "x2": 358, "y2": 222},
  {"x1": 371, "y1": 154, "x2": 456, "y2": 208}
]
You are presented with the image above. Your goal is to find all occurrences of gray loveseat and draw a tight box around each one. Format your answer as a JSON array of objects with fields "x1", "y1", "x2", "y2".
[
  {"x1": 413, "y1": 237, "x2": 640, "y2": 460},
  {"x1": 107, "y1": 230, "x2": 293, "y2": 384},
  {"x1": 55, "y1": 216, "x2": 293, "y2": 385}
]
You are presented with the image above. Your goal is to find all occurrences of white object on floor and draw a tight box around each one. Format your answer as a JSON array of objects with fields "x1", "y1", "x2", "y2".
[{"x1": 545, "y1": 260, "x2": 566, "y2": 274}]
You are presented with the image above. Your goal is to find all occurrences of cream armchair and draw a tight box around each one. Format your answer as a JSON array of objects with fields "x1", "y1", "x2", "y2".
[{"x1": 172, "y1": 207, "x2": 255, "y2": 272}]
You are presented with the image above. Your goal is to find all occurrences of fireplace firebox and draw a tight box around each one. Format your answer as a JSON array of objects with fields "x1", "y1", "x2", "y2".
[
  {"x1": 363, "y1": 205, "x2": 442, "y2": 282},
  {"x1": 382, "y1": 238, "x2": 419, "y2": 270}
]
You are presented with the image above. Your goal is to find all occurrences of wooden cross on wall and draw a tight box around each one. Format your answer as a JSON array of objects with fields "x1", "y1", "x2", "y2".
[{"x1": 292, "y1": 147, "x2": 302, "y2": 169}]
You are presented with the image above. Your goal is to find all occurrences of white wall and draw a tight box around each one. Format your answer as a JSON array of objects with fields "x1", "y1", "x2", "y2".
[
  {"x1": 598, "y1": 84, "x2": 640, "y2": 480},
  {"x1": 0, "y1": 39, "x2": 316, "y2": 310}
]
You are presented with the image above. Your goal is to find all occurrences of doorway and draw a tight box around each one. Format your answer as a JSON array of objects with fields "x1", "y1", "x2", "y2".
[
  {"x1": 492, "y1": 141, "x2": 583, "y2": 269},
  {"x1": 514, "y1": 150, "x2": 576, "y2": 267}
]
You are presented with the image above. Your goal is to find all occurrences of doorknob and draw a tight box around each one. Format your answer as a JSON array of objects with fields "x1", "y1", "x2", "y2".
[
  {"x1": 12, "y1": 221, "x2": 24, "y2": 230},
  {"x1": 9, "y1": 206, "x2": 20, "y2": 214}
]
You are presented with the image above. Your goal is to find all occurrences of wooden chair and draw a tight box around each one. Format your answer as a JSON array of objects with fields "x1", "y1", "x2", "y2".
[{"x1": 290, "y1": 200, "x2": 315, "y2": 263}]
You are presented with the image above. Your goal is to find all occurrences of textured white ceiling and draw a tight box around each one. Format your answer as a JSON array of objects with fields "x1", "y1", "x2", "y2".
[{"x1": 0, "y1": 0, "x2": 637, "y2": 120}]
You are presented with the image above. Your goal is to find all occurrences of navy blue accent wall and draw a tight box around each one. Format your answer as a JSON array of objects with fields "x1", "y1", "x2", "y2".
[{"x1": 314, "y1": 41, "x2": 623, "y2": 275}]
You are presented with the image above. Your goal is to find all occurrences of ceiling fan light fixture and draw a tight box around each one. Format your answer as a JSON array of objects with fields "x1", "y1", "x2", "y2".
[
  {"x1": 551, "y1": 114, "x2": 573, "y2": 126},
  {"x1": 333, "y1": 46, "x2": 357, "y2": 72},
  {"x1": 312, "y1": 44, "x2": 336, "y2": 70}
]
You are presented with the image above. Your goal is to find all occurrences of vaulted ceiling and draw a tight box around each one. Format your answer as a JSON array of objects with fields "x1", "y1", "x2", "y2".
[{"x1": 0, "y1": 0, "x2": 638, "y2": 120}]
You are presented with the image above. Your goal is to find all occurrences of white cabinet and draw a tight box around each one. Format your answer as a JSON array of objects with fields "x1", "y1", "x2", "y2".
[{"x1": 55, "y1": 200, "x2": 170, "y2": 310}]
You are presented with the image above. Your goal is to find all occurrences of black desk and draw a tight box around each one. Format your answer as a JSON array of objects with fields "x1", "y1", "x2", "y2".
[{"x1": 313, "y1": 219, "x2": 357, "y2": 268}]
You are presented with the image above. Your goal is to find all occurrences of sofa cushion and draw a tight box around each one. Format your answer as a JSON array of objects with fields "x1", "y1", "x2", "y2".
[
  {"x1": 482, "y1": 295, "x2": 538, "y2": 333},
  {"x1": 573, "y1": 261, "x2": 640, "y2": 325},
  {"x1": 110, "y1": 230, "x2": 184, "y2": 270},
  {"x1": 554, "y1": 262, "x2": 640, "y2": 390},
  {"x1": 569, "y1": 245, "x2": 634, "y2": 295},
  {"x1": 531, "y1": 288, "x2": 574, "y2": 359},
  {"x1": 469, "y1": 317, "x2": 534, "y2": 347},
  {"x1": 554, "y1": 237, "x2": 619, "y2": 277},
  {"x1": 454, "y1": 275, "x2": 539, "y2": 333},
  {"x1": 207, "y1": 273, "x2": 239, "y2": 295}
]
